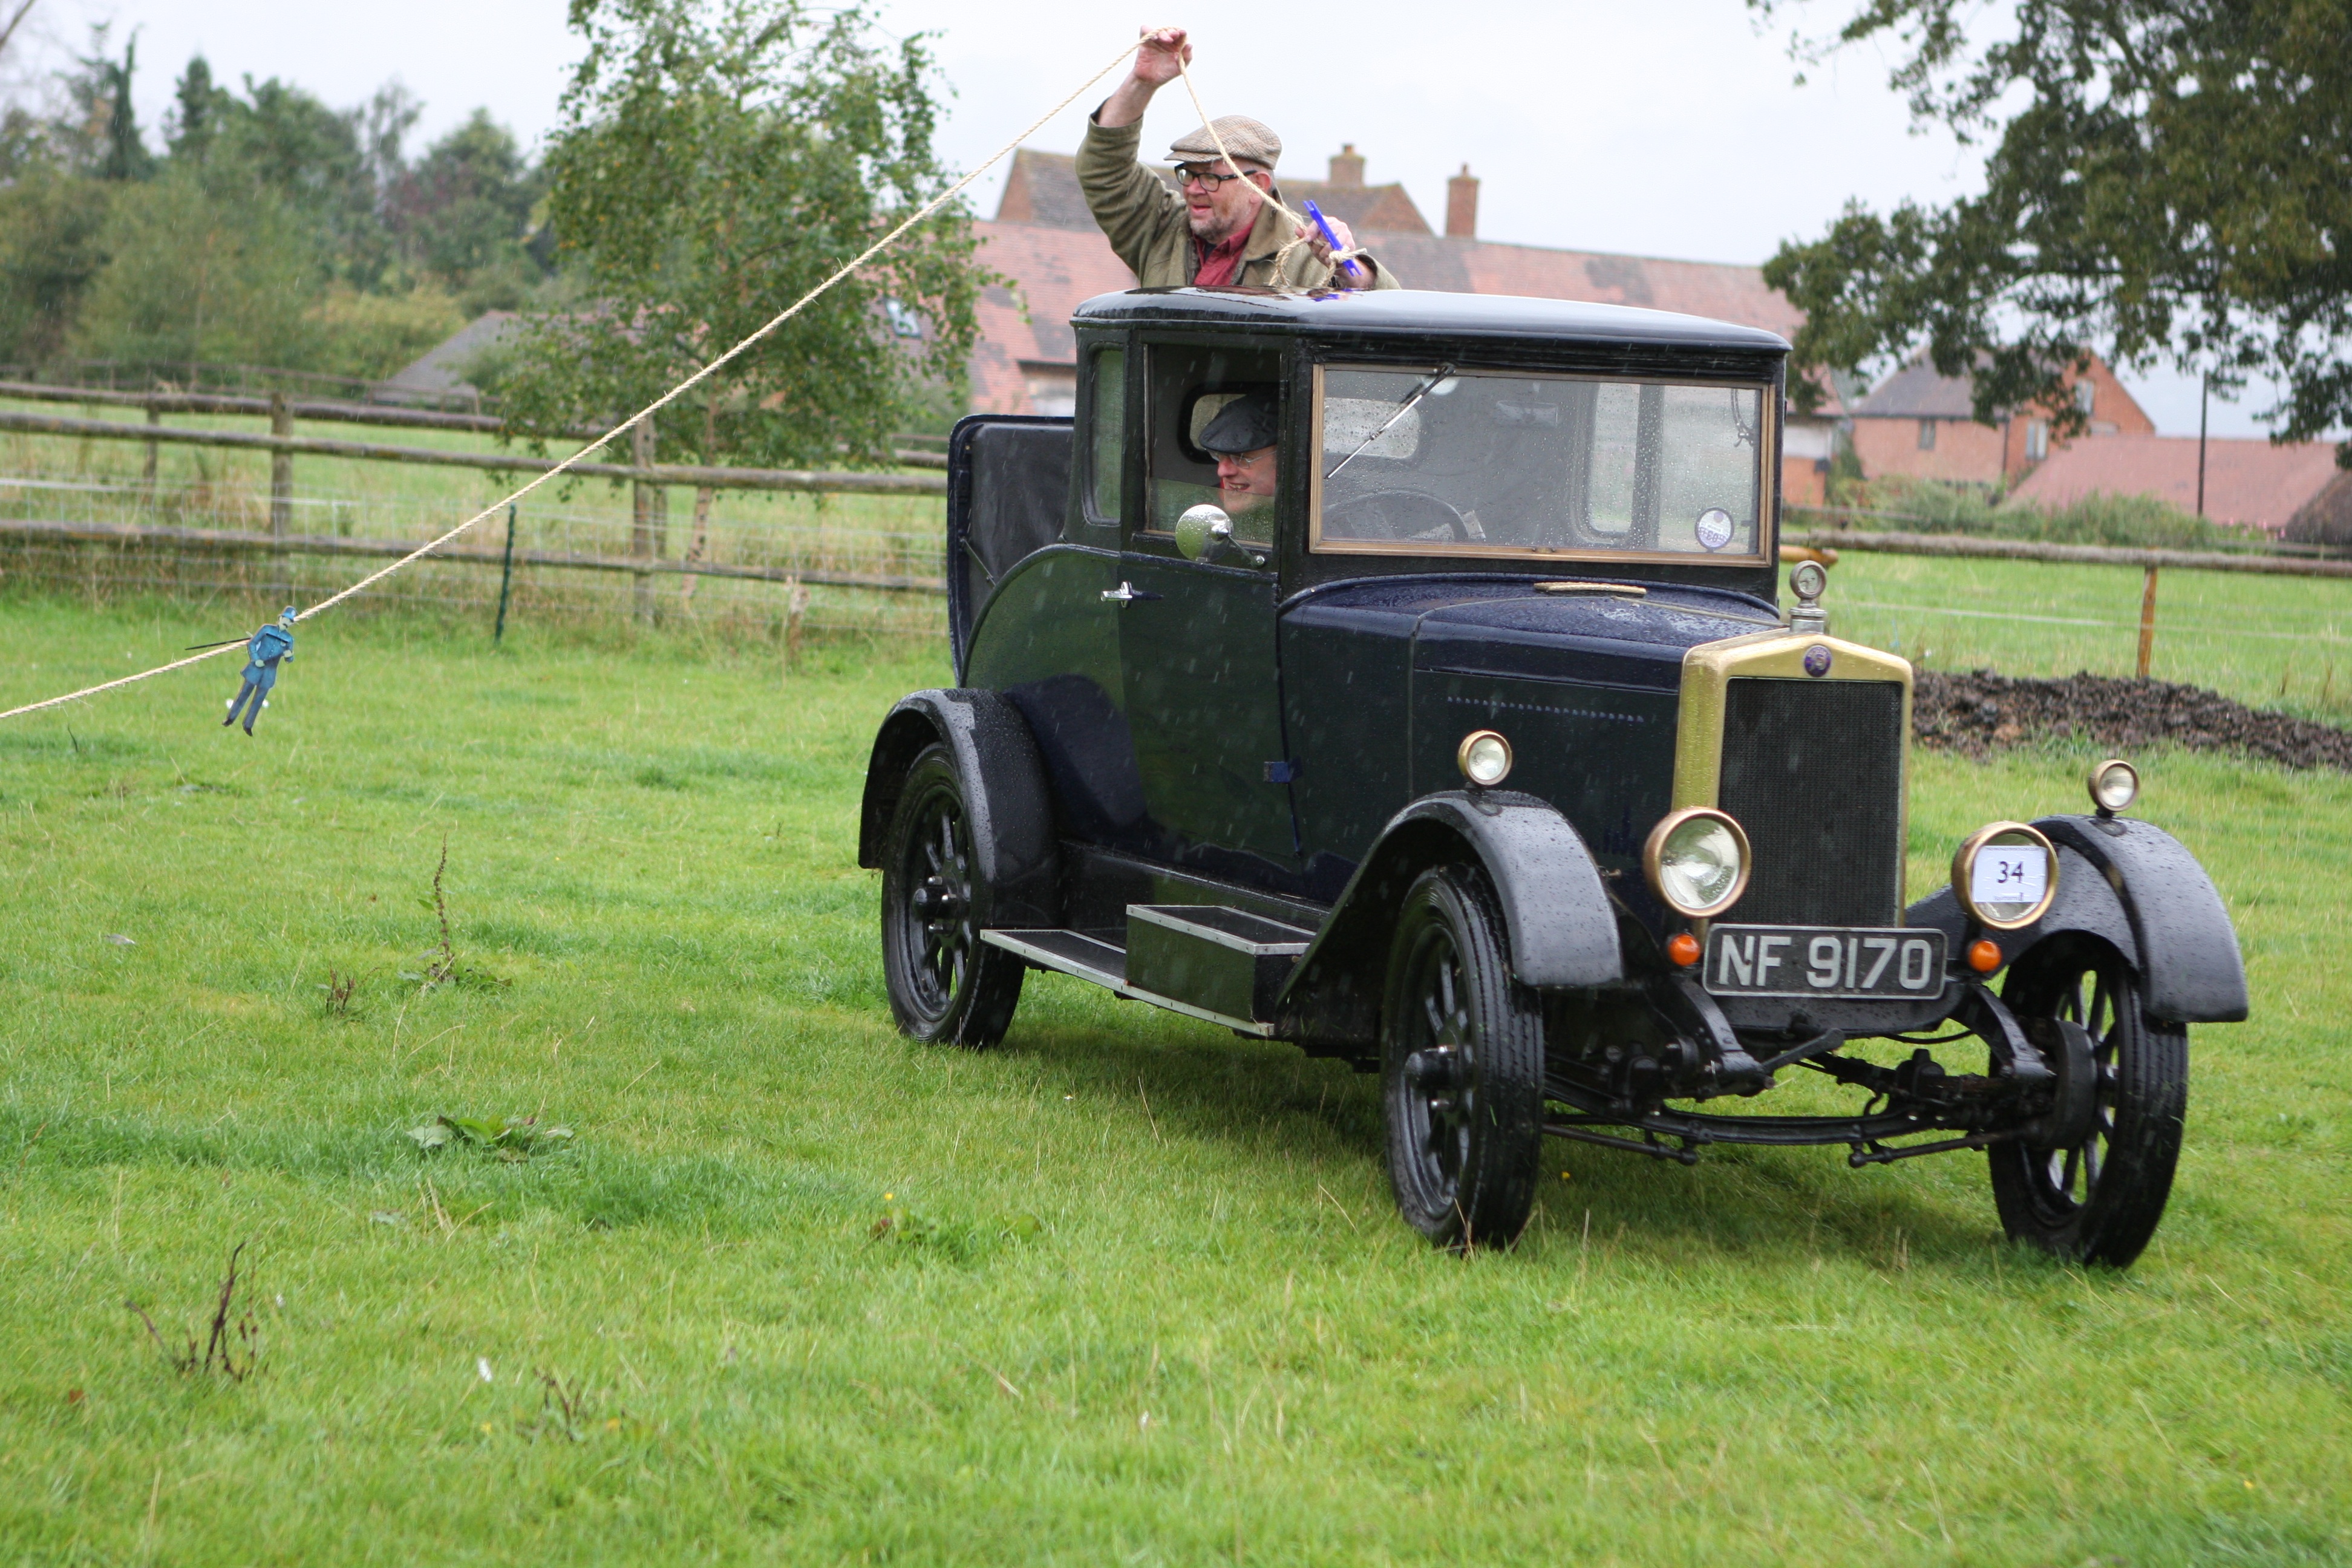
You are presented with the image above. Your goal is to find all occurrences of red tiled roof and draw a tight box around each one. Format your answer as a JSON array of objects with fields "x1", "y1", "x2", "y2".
[
  {"x1": 2006, "y1": 433, "x2": 2342, "y2": 534},
  {"x1": 967, "y1": 220, "x2": 1137, "y2": 414},
  {"x1": 972, "y1": 145, "x2": 1838, "y2": 416}
]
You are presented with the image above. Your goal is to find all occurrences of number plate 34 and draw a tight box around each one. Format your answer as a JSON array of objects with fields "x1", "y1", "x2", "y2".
[{"x1": 1702, "y1": 925, "x2": 1948, "y2": 999}]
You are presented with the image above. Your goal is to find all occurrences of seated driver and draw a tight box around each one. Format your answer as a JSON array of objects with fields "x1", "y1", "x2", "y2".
[{"x1": 1197, "y1": 391, "x2": 1279, "y2": 520}]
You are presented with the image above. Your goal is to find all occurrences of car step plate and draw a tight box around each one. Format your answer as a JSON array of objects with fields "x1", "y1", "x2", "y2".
[{"x1": 1702, "y1": 924, "x2": 1947, "y2": 1000}]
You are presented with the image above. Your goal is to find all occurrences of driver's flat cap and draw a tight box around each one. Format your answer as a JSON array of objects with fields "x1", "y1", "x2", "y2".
[
  {"x1": 1168, "y1": 116, "x2": 1281, "y2": 170},
  {"x1": 1198, "y1": 391, "x2": 1280, "y2": 454}
]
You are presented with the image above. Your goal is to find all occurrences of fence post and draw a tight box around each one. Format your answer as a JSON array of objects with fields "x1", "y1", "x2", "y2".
[
  {"x1": 2137, "y1": 563, "x2": 2160, "y2": 679},
  {"x1": 269, "y1": 392, "x2": 293, "y2": 538},
  {"x1": 630, "y1": 416, "x2": 662, "y2": 624},
  {"x1": 494, "y1": 503, "x2": 517, "y2": 644},
  {"x1": 143, "y1": 395, "x2": 160, "y2": 497},
  {"x1": 785, "y1": 575, "x2": 808, "y2": 675}
]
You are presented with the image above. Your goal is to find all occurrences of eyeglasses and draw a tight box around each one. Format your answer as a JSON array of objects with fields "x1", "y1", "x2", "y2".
[{"x1": 1174, "y1": 163, "x2": 1255, "y2": 190}]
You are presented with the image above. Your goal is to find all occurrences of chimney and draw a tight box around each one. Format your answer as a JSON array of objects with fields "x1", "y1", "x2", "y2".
[
  {"x1": 1446, "y1": 164, "x2": 1479, "y2": 240},
  {"x1": 1327, "y1": 143, "x2": 1365, "y2": 187}
]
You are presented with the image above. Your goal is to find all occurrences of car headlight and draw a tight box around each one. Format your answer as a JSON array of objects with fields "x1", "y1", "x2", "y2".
[
  {"x1": 2088, "y1": 757, "x2": 2139, "y2": 815},
  {"x1": 1952, "y1": 822, "x2": 2059, "y2": 930},
  {"x1": 1643, "y1": 807, "x2": 1751, "y2": 918},
  {"x1": 1456, "y1": 729, "x2": 1513, "y2": 788}
]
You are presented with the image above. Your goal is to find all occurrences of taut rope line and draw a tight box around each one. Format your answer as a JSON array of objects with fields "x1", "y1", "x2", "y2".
[{"x1": 0, "y1": 36, "x2": 1144, "y2": 724}]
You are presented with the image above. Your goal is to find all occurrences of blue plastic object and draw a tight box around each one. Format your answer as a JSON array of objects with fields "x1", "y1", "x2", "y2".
[{"x1": 1302, "y1": 199, "x2": 1365, "y2": 284}]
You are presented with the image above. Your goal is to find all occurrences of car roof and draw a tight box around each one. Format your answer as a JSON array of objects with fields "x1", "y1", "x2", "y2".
[{"x1": 1072, "y1": 287, "x2": 1791, "y2": 356}]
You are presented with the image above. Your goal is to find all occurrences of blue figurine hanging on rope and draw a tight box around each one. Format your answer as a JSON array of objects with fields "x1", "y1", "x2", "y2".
[{"x1": 216, "y1": 607, "x2": 298, "y2": 734}]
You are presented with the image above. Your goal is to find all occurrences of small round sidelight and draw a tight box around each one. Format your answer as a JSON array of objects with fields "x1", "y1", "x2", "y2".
[
  {"x1": 1968, "y1": 938, "x2": 2004, "y2": 973},
  {"x1": 1643, "y1": 808, "x2": 1751, "y2": 920},
  {"x1": 1667, "y1": 932, "x2": 1702, "y2": 967},
  {"x1": 1953, "y1": 822, "x2": 2060, "y2": 930},
  {"x1": 1457, "y1": 729, "x2": 1514, "y2": 788},
  {"x1": 2088, "y1": 757, "x2": 2140, "y2": 816}
]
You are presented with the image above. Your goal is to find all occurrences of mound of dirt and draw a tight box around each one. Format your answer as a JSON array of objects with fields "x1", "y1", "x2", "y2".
[{"x1": 1913, "y1": 670, "x2": 2352, "y2": 771}]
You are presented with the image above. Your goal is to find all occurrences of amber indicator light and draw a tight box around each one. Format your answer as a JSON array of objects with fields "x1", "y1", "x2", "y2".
[
  {"x1": 1667, "y1": 932, "x2": 1701, "y2": 967},
  {"x1": 1967, "y1": 939, "x2": 2004, "y2": 973}
]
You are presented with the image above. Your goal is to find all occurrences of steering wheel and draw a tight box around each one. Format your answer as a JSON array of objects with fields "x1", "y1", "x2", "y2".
[{"x1": 1327, "y1": 489, "x2": 1471, "y2": 544}]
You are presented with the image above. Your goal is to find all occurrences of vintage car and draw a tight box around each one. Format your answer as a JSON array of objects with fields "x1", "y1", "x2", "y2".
[{"x1": 858, "y1": 288, "x2": 2247, "y2": 1264}]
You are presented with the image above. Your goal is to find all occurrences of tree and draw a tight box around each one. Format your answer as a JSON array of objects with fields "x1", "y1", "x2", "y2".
[
  {"x1": 164, "y1": 55, "x2": 232, "y2": 163},
  {"x1": 1757, "y1": 0, "x2": 2352, "y2": 451},
  {"x1": 0, "y1": 170, "x2": 111, "y2": 362},
  {"x1": 497, "y1": 0, "x2": 988, "y2": 470},
  {"x1": 69, "y1": 165, "x2": 325, "y2": 370},
  {"x1": 390, "y1": 109, "x2": 548, "y2": 307},
  {"x1": 81, "y1": 32, "x2": 152, "y2": 181}
]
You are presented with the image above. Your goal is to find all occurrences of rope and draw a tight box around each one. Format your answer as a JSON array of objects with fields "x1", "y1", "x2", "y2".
[{"x1": 0, "y1": 37, "x2": 1142, "y2": 724}]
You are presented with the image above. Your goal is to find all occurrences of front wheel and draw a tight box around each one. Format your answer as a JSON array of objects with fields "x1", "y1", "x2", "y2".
[
  {"x1": 1989, "y1": 935, "x2": 2186, "y2": 1267},
  {"x1": 1381, "y1": 865, "x2": 1547, "y2": 1251},
  {"x1": 880, "y1": 745, "x2": 1024, "y2": 1048}
]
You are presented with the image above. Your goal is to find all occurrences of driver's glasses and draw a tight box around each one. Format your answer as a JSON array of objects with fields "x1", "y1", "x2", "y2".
[{"x1": 1175, "y1": 163, "x2": 1249, "y2": 189}]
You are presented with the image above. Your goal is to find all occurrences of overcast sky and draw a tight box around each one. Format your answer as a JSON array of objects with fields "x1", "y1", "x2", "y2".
[{"x1": 2, "y1": 0, "x2": 2295, "y2": 437}]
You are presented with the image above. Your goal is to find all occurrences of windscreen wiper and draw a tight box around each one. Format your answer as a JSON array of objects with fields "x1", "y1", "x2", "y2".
[{"x1": 1325, "y1": 362, "x2": 1454, "y2": 480}]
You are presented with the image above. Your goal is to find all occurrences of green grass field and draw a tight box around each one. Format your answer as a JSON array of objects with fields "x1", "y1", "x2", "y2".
[{"x1": 0, "y1": 580, "x2": 2348, "y2": 1566}]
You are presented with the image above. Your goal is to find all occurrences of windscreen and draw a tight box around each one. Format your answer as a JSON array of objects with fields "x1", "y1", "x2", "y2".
[{"x1": 1314, "y1": 365, "x2": 1768, "y2": 561}]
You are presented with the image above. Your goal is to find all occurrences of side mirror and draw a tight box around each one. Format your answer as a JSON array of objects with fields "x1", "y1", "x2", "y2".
[{"x1": 1175, "y1": 503, "x2": 1262, "y2": 566}]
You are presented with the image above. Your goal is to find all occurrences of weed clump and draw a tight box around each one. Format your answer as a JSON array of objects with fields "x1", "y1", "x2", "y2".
[
  {"x1": 400, "y1": 838, "x2": 507, "y2": 992},
  {"x1": 407, "y1": 1114, "x2": 573, "y2": 1161},
  {"x1": 126, "y1": 1243, "x2": 261, "y2": 1382}
]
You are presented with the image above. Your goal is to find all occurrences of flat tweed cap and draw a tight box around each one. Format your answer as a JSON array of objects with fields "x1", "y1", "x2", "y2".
[{"x1": 1168, "y1": 115, "x2": 1281, "y2": 170}]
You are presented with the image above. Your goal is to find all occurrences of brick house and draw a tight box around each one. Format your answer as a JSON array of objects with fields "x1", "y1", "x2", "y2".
[
  {"x1": 2008, "y1": 433, "x2": 2345, "y2": 535},
  {"x1": 966, "y1": 145, "x2": 1844, "y2": 505},
  {"x1": 1847, "y1": 356, "x2": 2154, "y2": 488}
]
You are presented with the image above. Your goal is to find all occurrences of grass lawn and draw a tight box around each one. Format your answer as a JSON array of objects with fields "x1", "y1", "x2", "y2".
[{"x1": 0, "y1": 591, "x2": 2347, "y2": 1566}]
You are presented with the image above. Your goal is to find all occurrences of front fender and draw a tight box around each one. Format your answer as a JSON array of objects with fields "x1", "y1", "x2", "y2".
[
  {"x1": 1275, "y1": 790, "x2": 1622, "y2": 1051},
  {"x1": 1906, "y1": 814, "x2": 2246, "y2": 1025},
  {"x1": 855, "y1": 689, "x2": 1059, "y2": 928}
]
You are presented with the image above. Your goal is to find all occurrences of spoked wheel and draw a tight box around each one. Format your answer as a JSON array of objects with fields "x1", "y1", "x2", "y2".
[
  {"x1": 1990, "y1": 935, "x2": 2187, "y2": 1267},
  {"x1": 1380, "y1": 865, "x2": 1546, "y2": 1251},
  {"x1": 880, "y1": 745, "x2": 1023, "y2": 1047}
]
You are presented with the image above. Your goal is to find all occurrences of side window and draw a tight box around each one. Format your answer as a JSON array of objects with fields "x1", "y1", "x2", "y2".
[
  {"x1": 1143, "y1": 342, "x2": 1284, "y2": 554},
  {"x1": 1088, "y1": 345, "x2": 1125, "y2": 525}
]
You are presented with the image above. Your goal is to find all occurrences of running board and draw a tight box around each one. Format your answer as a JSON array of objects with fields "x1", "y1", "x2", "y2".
[{"x1": 981, "y1": 924, "x2": 1285, "y2": 1038}]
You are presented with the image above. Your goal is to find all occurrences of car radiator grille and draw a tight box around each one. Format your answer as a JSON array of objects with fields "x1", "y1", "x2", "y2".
[{"x1": 1717, "y1": 678, "x2": 1905, "y2": 927}]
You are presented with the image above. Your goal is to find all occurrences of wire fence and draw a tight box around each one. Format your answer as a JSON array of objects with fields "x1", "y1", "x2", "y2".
[{"x1": 0, "y1": 465, "x2": 950, "y2": 643}]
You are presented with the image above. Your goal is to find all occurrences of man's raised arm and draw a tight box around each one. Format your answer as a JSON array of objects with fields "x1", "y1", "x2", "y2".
[{"x1": 1077, "y1": 27, "x2": 1195, "y2": 276}]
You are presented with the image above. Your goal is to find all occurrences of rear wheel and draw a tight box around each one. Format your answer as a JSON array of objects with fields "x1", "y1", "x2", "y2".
[
  {"x1": 1990, "y1": 935, "x2": 2186, "y2": 1267},
  {"x1": 1381, "y1": 865, "x2": 1546, "y2": 1250},
  {"x1": 880, "y1": 745, "x2": 1024, "y2": 1048}
]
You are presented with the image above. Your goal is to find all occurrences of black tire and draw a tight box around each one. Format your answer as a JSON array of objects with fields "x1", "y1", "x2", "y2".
[
  {"x1": 1990, "y1": 935, "x2": 2187, "y2": 1267},
  {"x1": 1380, "y1": 864, "x2": 1547, "y2": 1251},
  {"x1": 879, "y1": 744, "x2": 1024, "y2": 1048}
]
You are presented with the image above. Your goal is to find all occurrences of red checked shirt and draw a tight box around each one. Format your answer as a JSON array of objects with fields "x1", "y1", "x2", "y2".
[{"x1": 1192, "y1": 229, "x2": 1251, "y2": 287}]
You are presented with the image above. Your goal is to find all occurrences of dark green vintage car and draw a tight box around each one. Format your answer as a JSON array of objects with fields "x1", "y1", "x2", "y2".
[{"x1": 859, "y1": 287, "x2": 2247, "y2": 1262}]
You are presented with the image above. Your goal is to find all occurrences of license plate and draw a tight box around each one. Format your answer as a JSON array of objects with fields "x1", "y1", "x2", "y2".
[{"x1": 1702, "y1": 925, "x2": 1947, "y2": 999}]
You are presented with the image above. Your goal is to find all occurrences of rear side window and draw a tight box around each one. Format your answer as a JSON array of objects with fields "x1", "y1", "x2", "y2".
[{"x1": 1089, "y1": 345, "x2": 1125, "y2": 524}]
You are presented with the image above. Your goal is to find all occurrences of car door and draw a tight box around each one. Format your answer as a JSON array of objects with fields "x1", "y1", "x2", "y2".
[{"x1": 1113, "y1": 339, "x2": 1300, "y2": 883}]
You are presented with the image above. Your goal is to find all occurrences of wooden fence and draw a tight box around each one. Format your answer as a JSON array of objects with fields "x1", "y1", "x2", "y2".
[{"x1": 0, "y1": 379, "x2": 954, "y2": 627}]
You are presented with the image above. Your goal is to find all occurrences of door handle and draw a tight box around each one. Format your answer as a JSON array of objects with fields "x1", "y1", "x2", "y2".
[{"x1": 1102, "y1": 581, "x2": 1162, "y2": 603}]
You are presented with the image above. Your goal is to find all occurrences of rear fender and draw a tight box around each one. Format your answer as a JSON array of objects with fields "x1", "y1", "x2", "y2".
[
  {"x1": 856, "y1": 689, "x2": 1060, "y2": 928},
  {"x1": 1275, "y1": 790, "x2": 1622, "y2": 1051},
  {"x1": 1904, "y1": 814, "x2": 2246, "y2": 1025}
]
